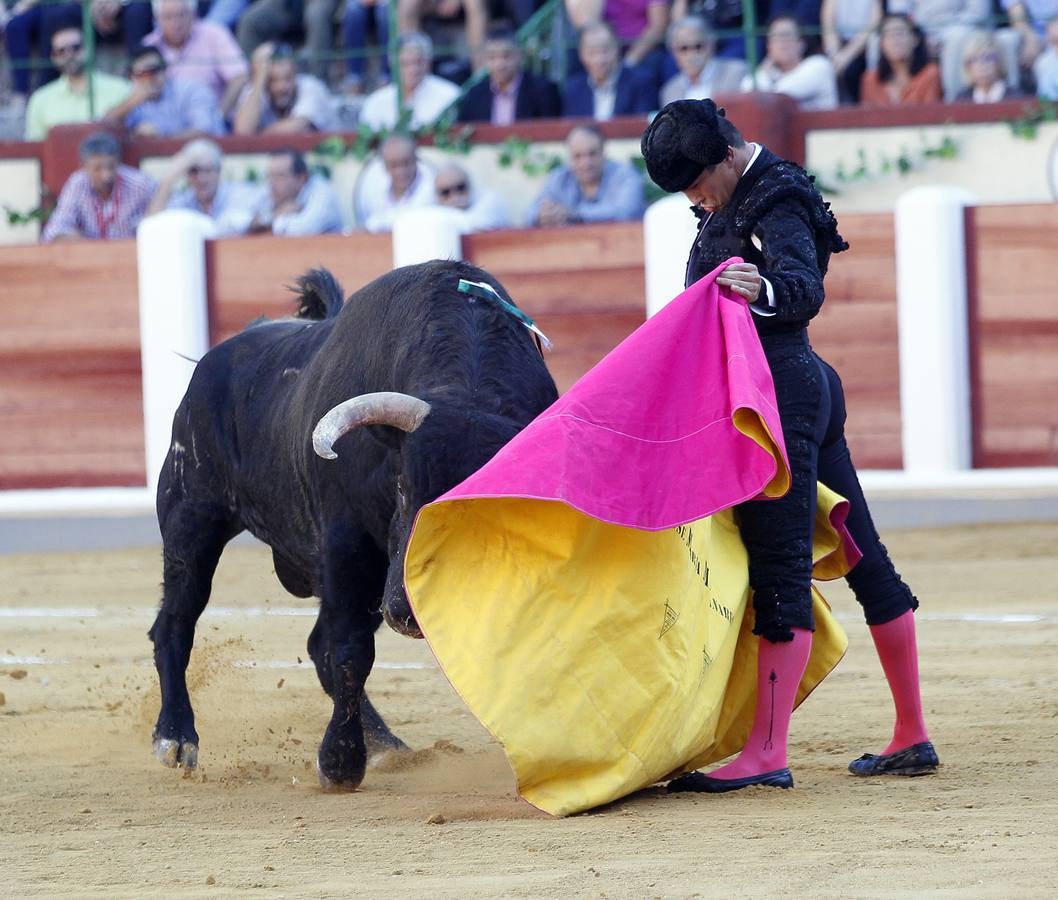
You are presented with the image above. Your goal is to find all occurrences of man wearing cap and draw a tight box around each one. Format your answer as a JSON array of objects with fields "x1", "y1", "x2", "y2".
[{"x1": 640, "y1": 99, "x2": 938, "y2": 793}]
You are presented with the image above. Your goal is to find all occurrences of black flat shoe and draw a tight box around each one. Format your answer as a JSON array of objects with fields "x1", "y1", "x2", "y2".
[
  {"x1": 848, "y1": 741, "x2": 939, "y2": 776},
  {"x1": 667, "y1": 767, "x2": 794, "y2": 793}
]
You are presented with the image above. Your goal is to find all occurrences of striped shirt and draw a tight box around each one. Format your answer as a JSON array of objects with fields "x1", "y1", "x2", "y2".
[{"x1": 42, "y1": 165, "x2": 157, "y2": 243}]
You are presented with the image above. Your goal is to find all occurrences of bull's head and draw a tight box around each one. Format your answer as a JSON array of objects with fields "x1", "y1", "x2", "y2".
[{"x1": 312, "y1": 392, "x2": 432, "y2": 639}]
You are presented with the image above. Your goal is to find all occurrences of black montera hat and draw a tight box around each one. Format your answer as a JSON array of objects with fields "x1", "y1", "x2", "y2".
[{"x1": 640, "y1": 99, "x2": 730, "y2": 193}]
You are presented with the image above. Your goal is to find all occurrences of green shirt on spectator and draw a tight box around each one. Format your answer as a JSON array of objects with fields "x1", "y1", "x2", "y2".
[{"x1": 25, "y1": 73, "x2": 132, "y2": 141}]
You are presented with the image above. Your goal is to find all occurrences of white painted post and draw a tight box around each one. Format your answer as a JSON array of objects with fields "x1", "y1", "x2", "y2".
[
  {"x1": 894, "y1": 186, "x2": 976, "y2": 473},
  {"x1": 643, "y1": 195, "x2": 701, "y2": 317},
  {"x1": 136, "y1": 210, "x2": 215, "y2": 494},
  {"x1": 391, "y1": 206, "x2": 464, "y2": 268}
]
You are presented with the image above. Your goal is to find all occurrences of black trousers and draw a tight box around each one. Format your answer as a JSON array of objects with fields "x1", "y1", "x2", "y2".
[{"x1": 736, "y1": 330, "x2": 918, "y2": 643}]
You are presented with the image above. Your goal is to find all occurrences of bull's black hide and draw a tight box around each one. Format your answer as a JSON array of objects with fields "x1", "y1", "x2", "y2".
[{"x1": 148, "y1": 260, "x2": 558, "y2": 789}]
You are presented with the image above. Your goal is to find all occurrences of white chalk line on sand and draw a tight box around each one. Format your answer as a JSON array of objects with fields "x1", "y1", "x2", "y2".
[
  {"x1": 0, "y1": 654, "x2": 432, "y2": 669},
  {"x1": 1, "y1": 606, "x2": 1057, "y2": 625}
]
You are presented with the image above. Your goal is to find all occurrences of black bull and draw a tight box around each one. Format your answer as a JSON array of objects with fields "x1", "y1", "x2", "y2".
[{"x1": 148, "y1": 260, "x2": 558, "y2": 789}]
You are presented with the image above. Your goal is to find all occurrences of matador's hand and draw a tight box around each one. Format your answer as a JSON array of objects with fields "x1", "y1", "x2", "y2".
[{"x1": 716, "y1": 262, "x2": 762, "y2": 303}]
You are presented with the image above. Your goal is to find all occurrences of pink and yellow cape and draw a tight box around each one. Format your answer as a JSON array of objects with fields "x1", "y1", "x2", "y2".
[{"x1": 404, "y1": 263, "x2": 859, "y2": 816}]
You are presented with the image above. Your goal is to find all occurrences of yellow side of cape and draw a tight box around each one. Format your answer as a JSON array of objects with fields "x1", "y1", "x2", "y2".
[{"x1": 405, "y1": 485, "x2": 850, "y2": 817}]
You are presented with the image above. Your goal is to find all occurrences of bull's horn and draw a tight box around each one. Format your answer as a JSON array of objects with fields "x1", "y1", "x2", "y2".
[{"x1": 313, "y1": 392, "x2": 432, "y2": 460}]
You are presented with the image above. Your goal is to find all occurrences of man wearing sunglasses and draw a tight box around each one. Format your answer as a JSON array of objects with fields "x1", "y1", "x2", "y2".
[
  {"x1": 659, "y1": 16, "x2": 745, "y2": 107},
  {"x1": 102, "y1": 44, "x2": 224, "y2": 137},
  {"x1": 432, "y1": 161, "x2": 510, "y2": 232},
  {"x1": 24, "y1": 23, "x2": 131, "y2": 140}
]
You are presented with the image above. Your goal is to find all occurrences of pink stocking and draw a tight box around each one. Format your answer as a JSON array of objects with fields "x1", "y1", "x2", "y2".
[
  {"x1": 869, "y1": 610, "x2": 930, "y2": 754},
  {"x1": 707, "y1": 627, "x2": 813, "y2": 779}
]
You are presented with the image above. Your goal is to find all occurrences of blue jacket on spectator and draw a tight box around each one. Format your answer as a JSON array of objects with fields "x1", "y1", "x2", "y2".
[
  {"x1": 562, "y1": 67, "x2": 657, "y2": 119},
  {"x1": 458, "y1": 71, "x2": 562, "y2": 123}
]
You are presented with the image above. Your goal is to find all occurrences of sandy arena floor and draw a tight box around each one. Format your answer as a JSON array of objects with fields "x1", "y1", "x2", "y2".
[{"x1": 2, "y1": 520, "x2": 1057, "y2": 898}]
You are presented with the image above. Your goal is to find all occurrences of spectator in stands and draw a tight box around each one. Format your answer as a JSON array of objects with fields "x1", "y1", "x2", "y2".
[
  {"x1": 41, "y1": 130, "x2": 156, "y2": 242},
  {"x1": 232, "y1": 41, "x2": 336, "y2": 134},
  {"x1": 358, "y1": 132, "x2": 436, "y2": 231},
  {"x1": 1034, "y1": 14, "x2": 1058, "y2": 98},
  {"x1": 820, "y1": 0, "x2": 883, "y2": 103},
  {"x1": 3, "y1": 1, "x2": 69, "y2": 109},
  {"x1": 358, "y1": 32, "x2": 460, "y2": 130},
  {"x1": 144, "y1": 0, "x2": 250, "y2": 121},
  {"x1": 102, "y1": 43, "x2": 224, "y2": 136},
  {"x1": 885, "y1": 0, "x2": 991, "y2": 100},
  {"x1": 860, "y1": 13, "x2": 943, "y2": 105},
  {"x1": 235, "y1": 0, "x2": 335, "y2": 82},
  {"x1": 590, "y1": 0, "x2": 671, "y2": 93},
  {"x1": 668, "y1": 0, "x2": 744, "y2": 60},
  {"x1": 146, "y1": 138, "x2": 265, "y2": 235},
  {"x1": 81, "y1": 0, "x2": 155, "y2": 66},
  {"x1": 397, "y1": 0, "x2": 488, "y2": 77},
  {"x1": 954, "y1": 30, "x2": 1025, "y2": 100},
  {"x1": 458, "y1": 27, "x2": 561, "y2": 124},
  {"x1": 24, "y1": 24, "x2": 131, "y2": 140},
  {"x1": 659, "y1": 16, "x2": 745, "y2": 107},
  {"x1": 1002, "y1": 1, "x2": 1058, "y2": 72},
  {"x1": 247, "y1": 149, "x2": 343, "y2": 235},
  {"x1": 562, "y1": 21, "x2": 657, "y2": 119},
  {"x1": 342, "y1": 0, "x2": 391, "y2": 93},
  {"x1": 432, "y1": 161, "x2": 510, "y2": 230},
  {"x1": 527, "y1": 123, "x2": 644, "y2": 226},
  {"x1": 742, "y1": 15, "x2": 838, "y2": 111}
]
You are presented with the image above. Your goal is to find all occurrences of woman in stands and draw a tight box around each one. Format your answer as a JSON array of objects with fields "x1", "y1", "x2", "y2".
[{"x1": 860, "y1": 13, "x2": 942, "y2": 105}]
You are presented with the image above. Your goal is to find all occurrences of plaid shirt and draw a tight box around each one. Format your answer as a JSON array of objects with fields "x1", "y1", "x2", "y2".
[{"x1": 42, "y1": 165, "x2": 157, "y2": 243}]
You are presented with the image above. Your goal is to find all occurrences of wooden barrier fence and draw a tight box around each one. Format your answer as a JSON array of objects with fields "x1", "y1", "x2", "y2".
[{"x1": 3, "y1": 208, "x2": 1053, "y2": 490}]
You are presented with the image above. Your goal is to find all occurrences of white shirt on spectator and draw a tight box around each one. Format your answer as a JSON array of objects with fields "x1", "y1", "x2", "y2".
[
  {"x1": 358, "y1": 165, "x2": 437, "y2": 232},
  {"x1": 447, "y1": 189, "x2": 511, "y2": 233},
  {"x1": 743, "y1": 54, "x2": 839, "y2": 110},
  {"x1": 358, "y1": 75, "x2": 460, "y2": 131}
]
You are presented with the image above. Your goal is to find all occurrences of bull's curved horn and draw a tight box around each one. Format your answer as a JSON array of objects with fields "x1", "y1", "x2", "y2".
[{"x1": 313, "y1": 392, "x2": 432, "y2": 460}]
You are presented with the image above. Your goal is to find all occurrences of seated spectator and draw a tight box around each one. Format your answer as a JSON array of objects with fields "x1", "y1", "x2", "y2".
[
  {"x1": 1034, "y1": 14, "x2": 1058, "y2": 99},
  {"x1": 357, "y1": 132, "x2": 436, "y2": 231},
  {"x1": 886, "y1": 0, "x2": 991, "y2": 100},
  {"x1": 342, "y1": 0, "x2": 391, "y2": 93},
  {"x1": 235, "y1": 0, "x2": 335, "y2": 82},
  {"x1": 742, "y1": 15, "x2": 838, "y2": 111},
  {"x1": 233, "y1": 42, "x2": 336, "y2": 134},
  {"x1": 41, "y1": 130, "x2": 156, "y2": 242},
  {"x1": 820, "y1": 0, "x2": 883, "y2": 103},
  {"x1": 860, "y1": 14, "x2": 943, "y2": 105},
  {"x1": 102, "y1": 43, "x2": 224, "y2": 136},
  {"x1": 397, "y1": 0, "x2": 488, "y2": 77},
  {"x1": 527, "y1": 123, "x2": 644, "y2": 226},
  {"x1": 1002, "y1": 1, "x2": 1056, "y2": 75},
  {"x1": 146, "y1": 138, "x2": 265, "y2": 235},
  {"x1": 81, "y1": 0, "x2": 155, "y2": 68},
  {"x1": 433, "y1": 161, "x2": 510, "y2": 231},
  {"x1": 145, "y1": 0, "x2": 250, "y2": 121},
  {"x1": 247, "y1": 149, "x2": 342, "y2": 235},
  {"x1": 577, "y1": 0, "x2": 670, "y2": 93},
  {"x1": 659, "y1": 16, "x2": 745, "y2": 107},
  {"x1": 458, "y1": 27, "x2": 561, "y2": 124},
  {"x1": 358, "y1": 32, "x2": 460, "y2": 131},
  {"x1": 562, "y1": 21, "x2": 657, "y2": 120},
  {"x1": 3, "y1": 1, "x2": 70, "y2": 107},
  {"x1": 668, "y1": 0, "x2": 745, "y2": 60},
  {"x1": 954, "y1": 31, "x2": 1025, "y2": 101},
  {"x1": 25, "y1": 24, "x2": 131, "y2": 140}
]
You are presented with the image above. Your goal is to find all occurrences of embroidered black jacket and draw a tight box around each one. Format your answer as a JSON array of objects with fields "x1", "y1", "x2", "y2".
[{"x1": 684, "y1": 146, "x2": 849, "y2": 336}]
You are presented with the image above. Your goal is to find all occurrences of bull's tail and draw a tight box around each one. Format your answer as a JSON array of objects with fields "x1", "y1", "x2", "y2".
[{"x1": 291, "y1": 268, "x2": 345, "y2": 320}]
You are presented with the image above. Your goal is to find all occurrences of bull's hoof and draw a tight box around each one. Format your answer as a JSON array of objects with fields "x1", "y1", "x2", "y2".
[
  {"x1": 153, "y1": 737, "x2": 198, "y2": 769},
  {"x1": 316, "y1": 756, "x2": 362, "y2": 792}
]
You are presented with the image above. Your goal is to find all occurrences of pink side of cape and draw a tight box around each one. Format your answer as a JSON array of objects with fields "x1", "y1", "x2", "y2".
[{"x1": 433, "y1": 262, "x2": 800, "y2": 531}]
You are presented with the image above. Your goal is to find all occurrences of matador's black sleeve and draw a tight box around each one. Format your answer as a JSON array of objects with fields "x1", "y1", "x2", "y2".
[{"x1": 752, "y1": 198, "x2": 826, "y2": 325}]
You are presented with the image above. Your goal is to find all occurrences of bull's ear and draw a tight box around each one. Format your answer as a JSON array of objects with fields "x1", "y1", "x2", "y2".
[{"x1": 362, "y1": 424, "x2": 409, "y2": 451}]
